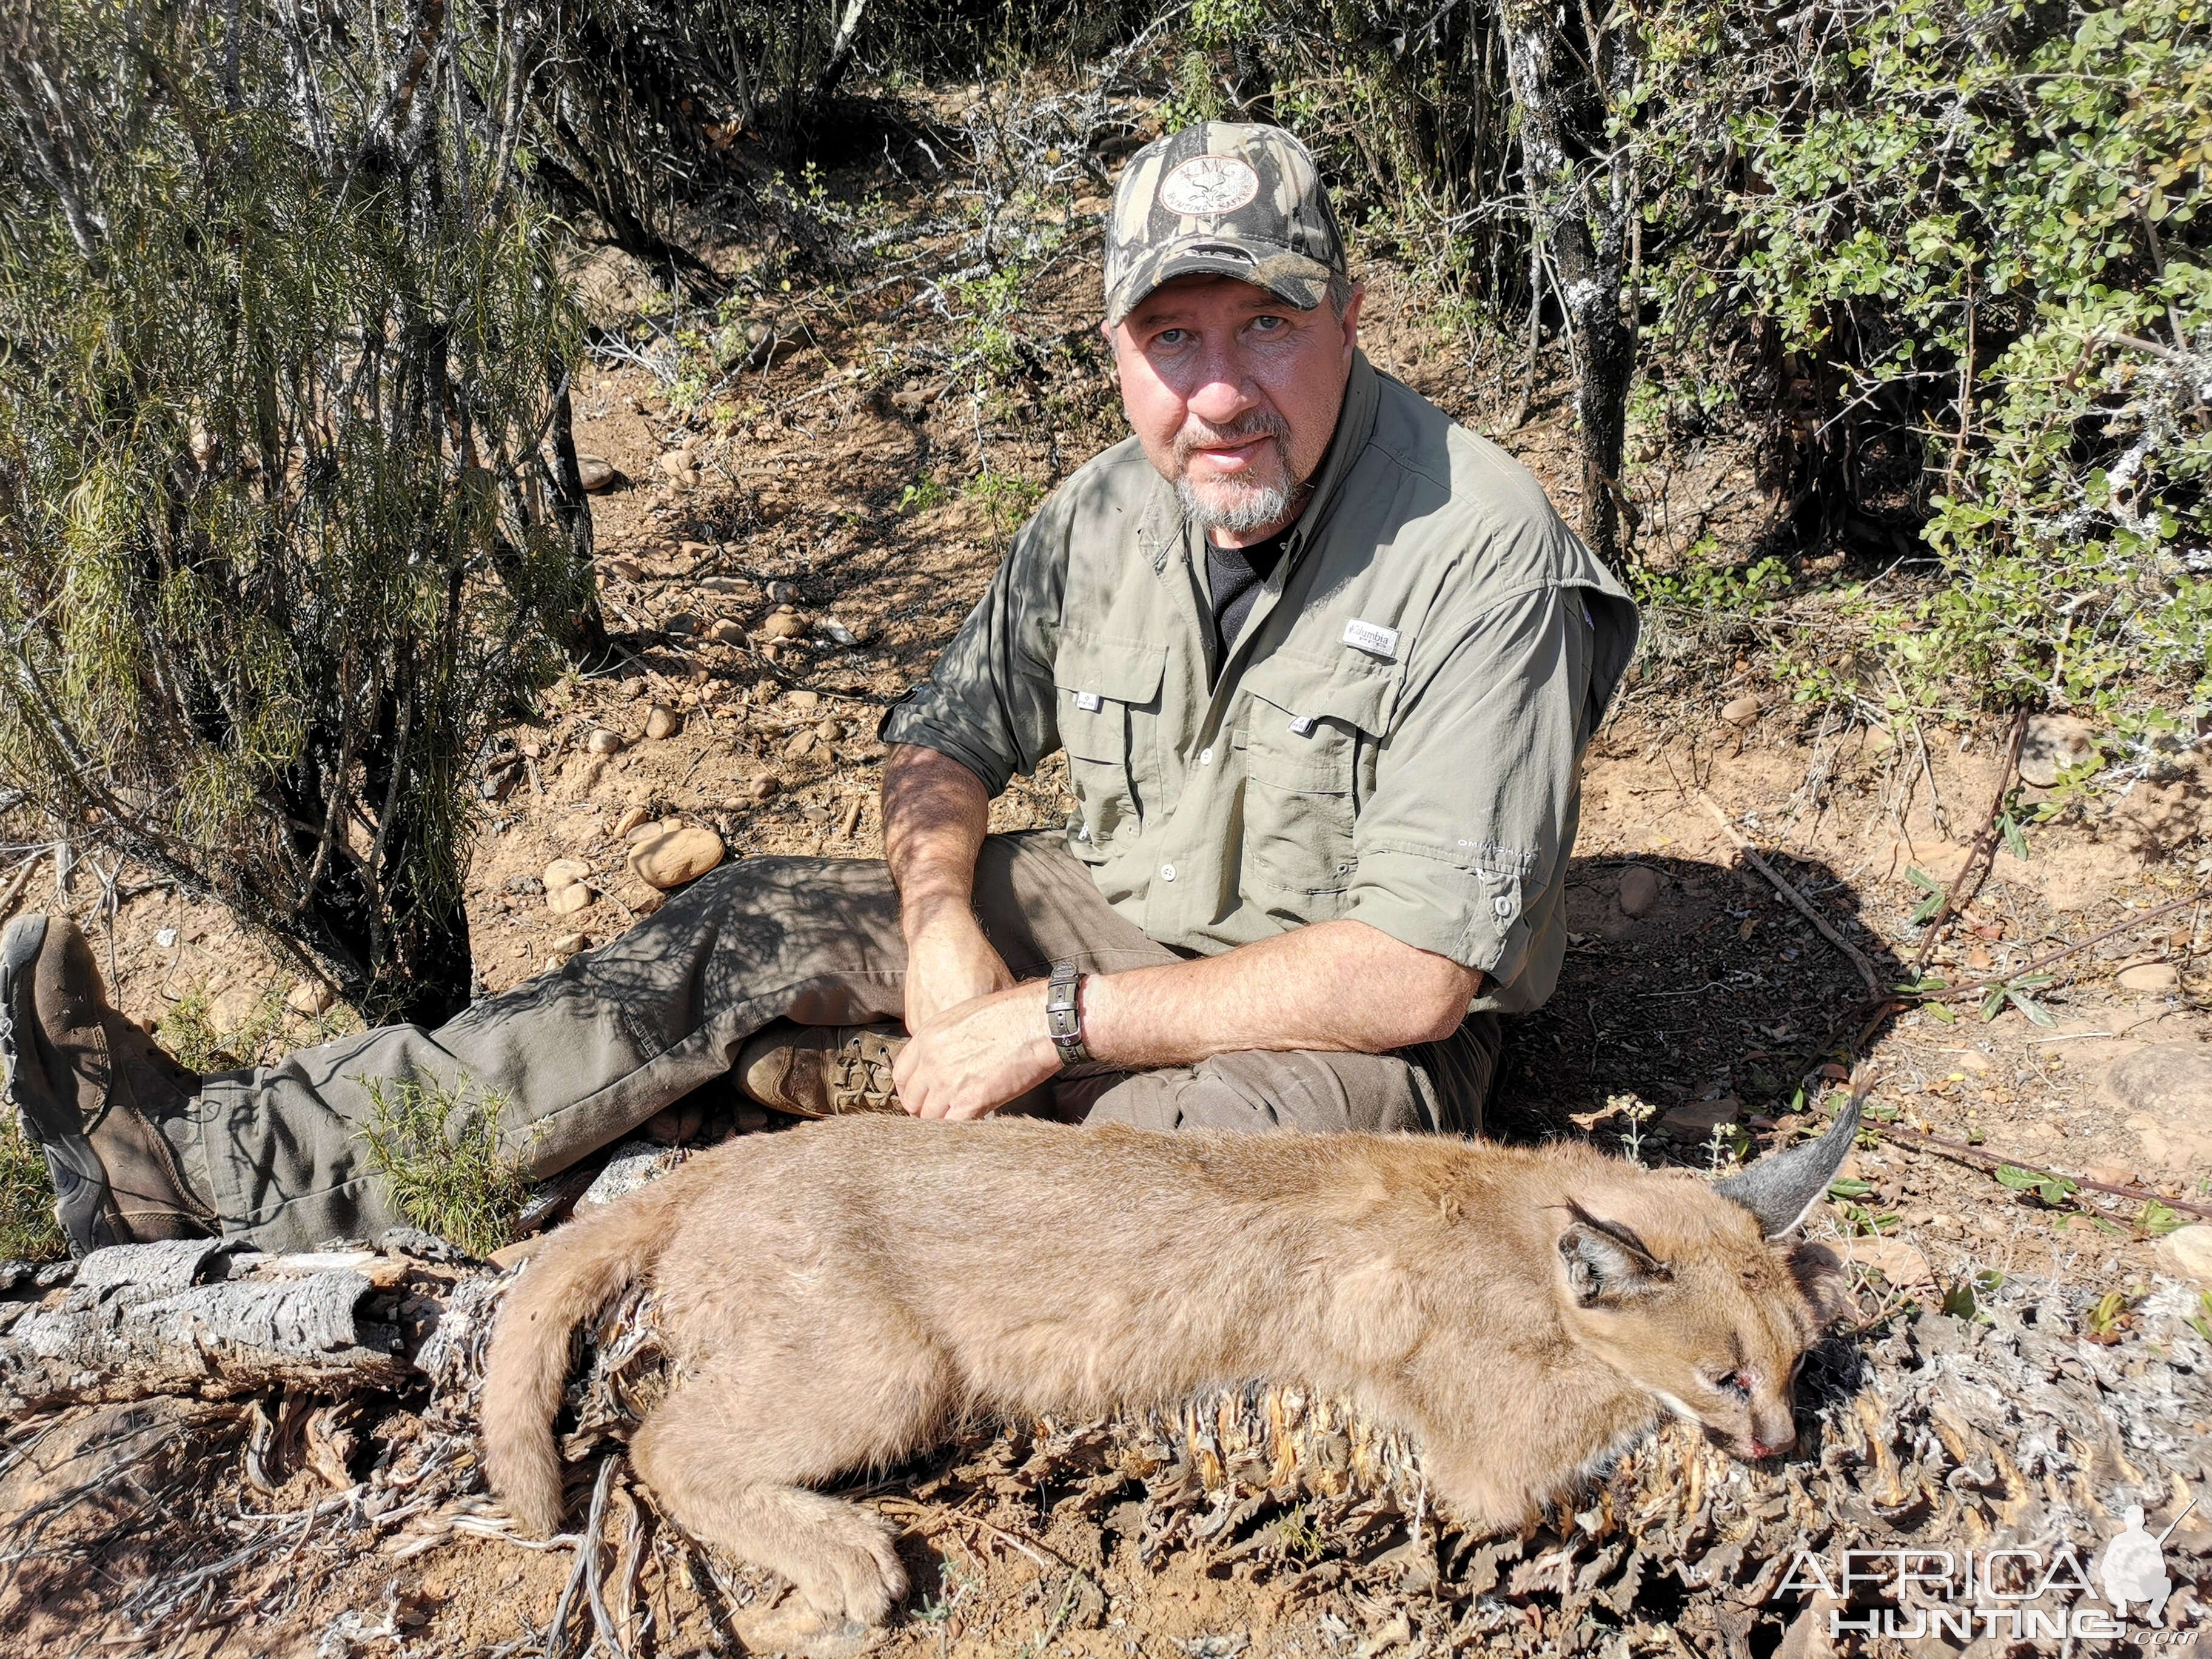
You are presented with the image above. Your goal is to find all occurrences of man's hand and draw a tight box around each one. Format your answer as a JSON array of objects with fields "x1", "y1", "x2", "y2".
[
  {"x1": 901, "y1": 899, "x2": 1017, "y2": 1031},
  {"x1": 893, "y1": 980, "x2": 1060, "y2": 1121}
]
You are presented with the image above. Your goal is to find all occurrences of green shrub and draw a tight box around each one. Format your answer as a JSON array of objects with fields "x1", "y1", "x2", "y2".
[
  {"x1": 0, "y1": 1110, "x2": 67, "y2": 1263},
  {"x1": 352, "y1": 1073, "x2": 535, "y2": 1259}
]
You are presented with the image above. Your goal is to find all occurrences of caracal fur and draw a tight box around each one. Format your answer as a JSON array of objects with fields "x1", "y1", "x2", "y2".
[{"x1": 484, "y1": 1113, "x2": 1852, "y2": 1629}]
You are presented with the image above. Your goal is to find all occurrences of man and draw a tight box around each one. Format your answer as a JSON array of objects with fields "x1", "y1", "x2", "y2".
[{"x1": 1, "y1": 123, "x2": 1637, "y2": 1258}]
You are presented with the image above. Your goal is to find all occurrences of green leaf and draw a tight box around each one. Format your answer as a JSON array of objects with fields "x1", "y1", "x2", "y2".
[
  {"x1": 2139, "y1": 1200, "x2": 2185, "y2": 1236},
  {"x1": 1912, "y1": 889, "x2": 1948, "y2": 923},
  {"x1": 2008, "y1": 990, "x2": 2056, "y2": 1026},
  {"x1": 1828, "y1": 1177, "x2": 1875, "y2": 1199},
  {"x1": 2000, "y1": 814, "x2": 2029, "y2": 861},
  {"x1": 1927, "y1": 1001, "x2": 1957, "y2": 1023},
  {"x1": 1980, "y1": 987, "x2": 2009, "y2": 1021},
  {"x1": 1905, "y1": 866, "x2": 1942, "y2": 892}
]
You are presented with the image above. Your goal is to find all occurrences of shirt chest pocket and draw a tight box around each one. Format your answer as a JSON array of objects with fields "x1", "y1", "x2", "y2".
[
  {"x1": 1234, "y1": 659, "x2": 1392, "y2": 897},
  {"x1": 1054, "y1": 630, "x2": 1167, "y2": 856}
]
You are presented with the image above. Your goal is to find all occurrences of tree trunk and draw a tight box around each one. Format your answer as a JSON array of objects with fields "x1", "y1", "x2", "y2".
[{"x1": 1499, "y1": 0, "x2": 1640, "y2": 575}]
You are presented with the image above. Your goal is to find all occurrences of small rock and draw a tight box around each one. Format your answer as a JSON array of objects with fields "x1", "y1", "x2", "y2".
[
  {"x1": 627, "y1": 822, "x2": 725, "y2": 889},
  {"x1": 765, "y1": 580, "x2": 802, "y2": 605},
  {"x1": 1954, "y1": 1050, "x2": 1992, "y2": 1073},
  {"x1": 814, "y1": 719, "x2": 843, "y2": 743},
  {"x1": 584, "y1": 729, "x2": 625, "y2": 756},
  {"x1": 759, "y1": 610, "x2": 807, "y2": 640},
  {"x1": 155, "y1": 927, "x2": 179, "y2": 949},
  {"x1": 1660, "y1": 1096, "x2": 1741, "y2": 1139},
  {"x1": 2017, "y1": 713, "x2": 2099, "y2": 788},
  {"x1": 782, "y1": 729, "x2": 818, "y2": 760},
  {"x1": 645, "y1": 705, "x2": 682, "y2": 741},
  {"x1": 820, "y1": 617, "x2": 859, "y2": 646},
  {"x1": 661, "y1": 613, "x2": 698, "y2": 638},
  {"x1": 576, "y1": 454, "x2": 617, "y2": 492},
  {"x1": 2116, "y1": 960, "x2": 2180, "y2": 994},
  {"x1": 657, "y1": 449, "x2": 699, "y2": 483},
  {"x1": 706, "y1": 618, "x2": 748, "y2": 644},
  {"x1": 611, "y1": 805, "x2": 653, "y2": 839},
  {"x1": 548, "y1": 882, "x2": 595, "y2": 915},
  {"x1": 752, "y1": 679, "x2": 782, "y2": 705},
  {"x1": 641, "y1": 1102, "x2": 705, "y2": 1145},
  {"x1": 580, "y1": 1141, "x2": 686, "y2": 1208},
  {"x1": 551, "y1": 932, "x2": 591, "y2": 957},
  {"x1": 602, "y1": 558, "x2": 643, "y2": 583},
  {"x1": 2156, "y1": 1224, "x2": 2212, "y2": 1281},
  {"x1": 543, "y1": 858, "x2": 592, "y2": 890},
  {"x1": 1617, "y1": 866, "x2": 1661, "y2": 918},
  {"x1": 1721, "y1": 694, "x2": 1763, "y2": 726},
  {"x1": 2099, "y1": 1042, "x2": 2212, "y2": 1175},
  {"x1": 286, "y1": 980, "x2": 335, "y2": 1017},
  {"x1": 618, "y1": 677, "x2": 646, "y2": 700},
  {"x1": 785, "y1": 689, "x2": 821, "y2": 713},
  {"x1": 749, "y1": 774, "x2": 782, "y2": 801}
]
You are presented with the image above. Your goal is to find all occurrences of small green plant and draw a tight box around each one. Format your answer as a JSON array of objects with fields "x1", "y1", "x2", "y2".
[
  {"x1": 1943, "y1": 1269, "x2": 2005, "y2": 1324},
  {"x1": 1827, "y1": 1177, "x2": 1900, "y2": 1237},
  {"x1": 2084, "y1": 1289, "x2": 2136, "y2": 1345},
  {"x1": 352, "y1": 1071, "x2": 534, "y2": 1258},
  {"x1": 1273, "y1": 1503, "x2": 1326, "y2": 1561},
  {"x1": 897, "y1": 477, "x2": 952, "y2": 515},
  {"x1": 1996, "y1": 1163, "x2": 2078, "y2": 1207},
  {"x1": 1611, "y1": 1091, "x2": 1658, "y2": 1162},
  {"x1": 2139, "y1": 1199, "x2": 2187, "y2": 1236},
  {"x1": 967, "y1": 471, "x2": 1046, "y2": 538},
  {"x1": 157, "y1": 979, "x2": 294, "y2": 1072},
  {"x1": 2188, "y1": 1291, "x2": 2212, "y2": 1346},
  {"x1": 0, "y1": 1109, "x2": 67, "y2": 1261}
]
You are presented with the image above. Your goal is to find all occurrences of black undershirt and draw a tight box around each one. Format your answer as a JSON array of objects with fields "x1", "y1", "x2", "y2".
[{"x1": 1205, "y1": 526, "x2": 1290, "y2": 674}]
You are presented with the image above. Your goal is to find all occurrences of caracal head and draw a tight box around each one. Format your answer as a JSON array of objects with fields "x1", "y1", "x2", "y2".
[{"x1": 1552, "y1": 1098, "x2": 1862, "y2": 1463}]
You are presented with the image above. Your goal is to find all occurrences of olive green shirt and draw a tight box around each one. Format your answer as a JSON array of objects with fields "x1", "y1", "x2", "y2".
[{"x1": 882, "y1": 352, "x2": 1638, "y2": 1013}]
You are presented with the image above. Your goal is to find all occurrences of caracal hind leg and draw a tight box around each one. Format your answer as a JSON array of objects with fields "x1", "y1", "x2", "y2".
[{"x1": 629, "y1": 1380, "x2": 919, "y2": 1629}]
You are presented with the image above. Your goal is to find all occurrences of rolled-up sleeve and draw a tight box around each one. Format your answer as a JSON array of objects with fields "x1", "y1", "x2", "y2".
[
  {"x1": 1344, "y1": 586, "x2": 1594, "y2": 984},
  {"x1": 877, "y1": 508, "x2": 1067, "y2": 796}
]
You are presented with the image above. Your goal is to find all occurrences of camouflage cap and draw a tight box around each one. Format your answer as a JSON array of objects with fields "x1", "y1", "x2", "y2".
[{"x1": 1103, "y1": 122, "x2": 1348, "y2": 327}]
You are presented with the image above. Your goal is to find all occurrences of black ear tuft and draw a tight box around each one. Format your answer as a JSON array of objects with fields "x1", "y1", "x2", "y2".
[
  {"x1": 1558, "y1": 1202, "x2": 1671, "y2": 1307},
  {"x1": 1716, "y1": 1087, "x2": 1865, "y2": 1238}
]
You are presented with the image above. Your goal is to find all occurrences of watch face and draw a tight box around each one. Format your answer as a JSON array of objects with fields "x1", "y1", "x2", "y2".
[{"x1": 1159, "y1": 155, "x2": 1260, "y2": 216}]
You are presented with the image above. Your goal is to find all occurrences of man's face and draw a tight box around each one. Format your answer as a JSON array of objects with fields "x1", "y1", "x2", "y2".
[{"x1": 1108, "y1": 274, "x2": 1363, "y2": 545}]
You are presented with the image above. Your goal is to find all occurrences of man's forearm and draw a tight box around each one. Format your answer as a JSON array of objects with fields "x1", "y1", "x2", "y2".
[
  {"x1": 882, "y1": 743, "x2": 991, "y2": 934},
  {"x1": 1082, "y1": 919, "x2": 1483, "y2": 1067}
]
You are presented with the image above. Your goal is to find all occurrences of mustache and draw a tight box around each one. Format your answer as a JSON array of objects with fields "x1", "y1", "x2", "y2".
[{"x1": 1171, "y1": 411, "x2": 1291, "y2": 471}]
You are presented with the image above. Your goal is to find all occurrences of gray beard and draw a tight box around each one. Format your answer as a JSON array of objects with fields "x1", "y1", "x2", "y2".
[{"x1": 1176, "y1": 474, "x2": 1295, "y2": 535}]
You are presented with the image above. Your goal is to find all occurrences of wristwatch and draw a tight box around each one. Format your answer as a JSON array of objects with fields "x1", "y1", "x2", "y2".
[{"x1": 1045, "y1": 960, "x2": 1091, "y2": 1068}]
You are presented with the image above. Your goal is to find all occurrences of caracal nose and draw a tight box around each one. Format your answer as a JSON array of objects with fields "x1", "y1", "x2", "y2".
[{"x1": 1751, "y1": 1426, "x2": 1796, "y2": 1460}]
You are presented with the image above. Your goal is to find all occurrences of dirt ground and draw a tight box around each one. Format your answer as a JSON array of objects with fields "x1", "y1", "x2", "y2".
[{"x1": 3, "y1": 91, "x2": 2210, "y2": 1659}]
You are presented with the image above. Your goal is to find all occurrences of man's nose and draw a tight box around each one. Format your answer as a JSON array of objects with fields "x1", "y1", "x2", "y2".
[{"x1": 1182, "y1": 339, "x2": 1259, "y2": 425}]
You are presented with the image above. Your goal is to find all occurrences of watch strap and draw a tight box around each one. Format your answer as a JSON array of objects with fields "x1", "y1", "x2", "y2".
[{"x1": 1045, "y1": 960, "x2": 1091, "y2": 1068}]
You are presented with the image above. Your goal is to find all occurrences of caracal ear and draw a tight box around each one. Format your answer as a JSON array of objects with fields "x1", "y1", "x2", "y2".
[
  {"x1": 1558, "y1": 1202, "x2": 1672, "y2": 1307},
  {"x1": 1715, "y1": 1082, "x2": 1866, "y2": 1239},
  {"x1": 1786, "y1": 1239, "x2": 1854, "y2": 1324}
]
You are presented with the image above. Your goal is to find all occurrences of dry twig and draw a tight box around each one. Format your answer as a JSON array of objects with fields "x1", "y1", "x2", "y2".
[{"x1": 1695, "y1": 792, "x2": 1881, "y2": 997}]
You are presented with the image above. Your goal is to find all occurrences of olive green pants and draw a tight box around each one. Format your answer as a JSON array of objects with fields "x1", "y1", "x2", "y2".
[{"x1": 174, "y1": 833, "x2": 1498, "y2": 1250}]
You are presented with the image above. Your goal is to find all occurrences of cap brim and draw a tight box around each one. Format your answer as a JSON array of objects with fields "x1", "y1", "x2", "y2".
[{"x1": 1105, "y1": 240, "x2": 1337, "y2": 327}]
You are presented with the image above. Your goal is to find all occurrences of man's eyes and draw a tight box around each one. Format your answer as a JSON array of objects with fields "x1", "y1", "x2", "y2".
[{"x1": 1147, "y1": 317, "x2": 1289, "y2": 348}]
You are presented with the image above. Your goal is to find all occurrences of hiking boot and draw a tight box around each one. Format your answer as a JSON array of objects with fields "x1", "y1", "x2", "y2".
[
  {"x1": 735, "y1": 1022, "x2": 907, "y2": 1118},
  {"x1": 0, "y1": 913, "x2": 215, "y2": 1256}
]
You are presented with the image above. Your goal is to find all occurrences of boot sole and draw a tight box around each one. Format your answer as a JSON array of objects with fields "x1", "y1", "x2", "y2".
[{"x1": 1, "y1": 913, "x2": 119, "y2": 1257}]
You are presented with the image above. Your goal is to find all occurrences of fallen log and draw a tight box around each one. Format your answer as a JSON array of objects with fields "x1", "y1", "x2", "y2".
[{"x1": 0, "y1": 1235, "x2": 486, "y2": 1414}]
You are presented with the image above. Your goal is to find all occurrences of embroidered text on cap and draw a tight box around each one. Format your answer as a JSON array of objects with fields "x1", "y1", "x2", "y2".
[{"x1": 1159, "y1": 156, "x2": 1261, "y2": 215}]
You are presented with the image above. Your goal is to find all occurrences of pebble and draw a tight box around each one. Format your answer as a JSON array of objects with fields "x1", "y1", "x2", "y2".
[
  {"x1": 543, "y1": 858, "x2": 592, "y2": 890},
  {"x1": 611, "y1": 805, "x2": 653, "y2": 839},
  {"x1": 661, "y1": 613, "x2": 697, "y2": 638},
  {"x1": 752, "y1": 679, "x2": 782, "y2": 705},
  {"x1": 286, "y1": 980, "x2": 335, "y2": 1017},
  {"x1": 2116, "y1": 960, "x2": 2180, "y2": 993},
  {"x1": 2157, "y1": 1224, "x2": 2212, "y2": 1282},
  {"x1": 576, "y1": 454, "x2": 616, "y2": 492},
  {"x1": 583, "y1": 729, "x2": 625, "y2": 756},
  {"x1": 551, "y1": 932, "x2": 591, "y2": 957},
  {"x1": 2017, "y1": 714, "x2": 2099, "y2": 787},
  {"x1": 627, "y1": 822, "x2": 725, "y2": 889},
  {"x1": 657, "y1": 450, "x2": 699, "y2": 483},
  {"x1": 602, "y1": 558, "x2": 642, "y2": 583},
  {"x1": 1617, "y1": 866, "x2": 1661, "y2": 918},
  {"x1": 785, "y1": 689, "x2": 822, "y2": 713},
  {"x1": 1660, "y1": 1096, "x2": 1740, "y2": 1139},
  {"x1": 783, "y1": 729, "x2": 818, "y2": 760},
  {"x1": 1721, "y1": 694, "x2": 1763, "y2": 726},
  {"x1": 814, "y1": 719, "x2": 843, "y2": 743},
  {"x1": 759, "y1": 609, "x2": 808, "y2": 640},
  {"x1": 645, "y1": 705, "x2": 682, "y2": 740},
  {"x1": 618, "y1": 678, "x2": 646, "y2": 699},
  {"x1": 706, "y1": 618, "x2": 748, "y2": 644},
  {"x1": 766, "y1": 580, "x2": 802, "y2": 605},
  {"x1": 548, "y1": 882, "x2": 594, "y2": 914},
  {"x1": 749, "y1": 774, "x2": 782, "y2": 800}
]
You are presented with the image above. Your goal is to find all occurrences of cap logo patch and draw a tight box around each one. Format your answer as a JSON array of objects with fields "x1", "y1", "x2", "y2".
[{"x1": 1159, "y1": 155, "x2": 1259, "y2": 216}]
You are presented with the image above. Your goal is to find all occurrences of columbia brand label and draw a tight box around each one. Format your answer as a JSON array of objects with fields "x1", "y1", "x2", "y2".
[
  {"x1": 1159, "y1": 155, "x2": 1259, "y2": 216},
  {"x1": 1342, "y1": 618, "x2": 1399, "y2": 658},
  {"x1": 1287, "y1": 714, "x2": 1318, "y2": 736},
  {"x1": 1075, "y1": 691, "x2": 1104, "y2": 712}
]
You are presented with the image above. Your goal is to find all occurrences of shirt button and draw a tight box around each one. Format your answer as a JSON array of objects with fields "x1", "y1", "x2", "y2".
[
  {"x1": 1160, "y1": 863, "x2": 1176, "y2": 882},
  {"x1": 1199, "y1": 746, "x2": 1213, "y2": 766}
]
